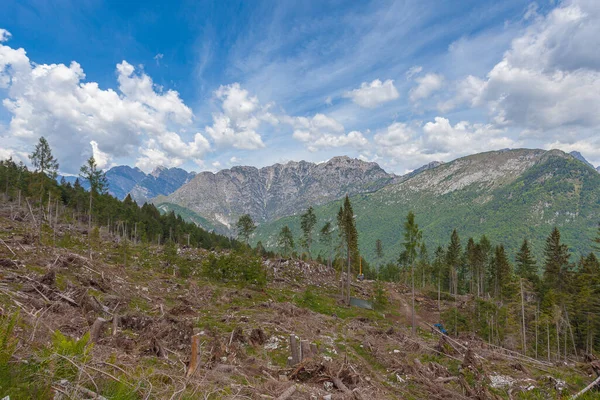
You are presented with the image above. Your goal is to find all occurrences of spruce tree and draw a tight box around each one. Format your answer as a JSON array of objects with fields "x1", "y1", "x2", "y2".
[
  {"x1": 337, "y1": 195, "x2": 358, "y2": 304},
  {"x1": 277, "y1": 225, "x2": 294, "y2": 257},
  {"x1": 593, "y1": 222, "x2": 600, "y2": 253},
  {"x1": 446, "y1": 229, "x2": 462, "y2": 295},
  {"x1": 236, "y1": 214, "x2": 256, "y2": 244},
  {"x1": 300, "y1": 206, "x2": 317, "y2": 259},
  {"x1": 29, "y1": 136, "x2": 59, "y2": 179},
  {"x1": 402, "y1": 211, "x2": 422, "y2": 335},
  {"x1": 319, "y1": 222, "x2": 333, "y2": 268},
  {"x1": 516, "y1": 239, "x2": 538, "y2": 286},
  {"x1": 375, "y1": 239, "x2": 384, "y2": 263},
  {"x1": 543, "y1": 227, "x2": 570, "y2": 295},
  {"x1": 79, "y1": 156, "x2": 107, "y2": 231}
]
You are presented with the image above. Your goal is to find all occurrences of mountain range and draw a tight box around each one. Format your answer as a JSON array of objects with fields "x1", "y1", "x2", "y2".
[
  {"x1": 59, "y1": 166, "x2": 195, "y2": 204},
  {"x1": 150, "y1": 149, "x2": 600, "y2": 262},
  {"x1": 59, "y1": 149, "x2": 600, "y2": 261}
]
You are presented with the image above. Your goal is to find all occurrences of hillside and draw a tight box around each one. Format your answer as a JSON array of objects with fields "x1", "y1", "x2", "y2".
[
  {"x1": 252, "y1": 149, "x2": 600, "y2": 262},
  {"x1": 155, "y1": 156, "x2": 395, "y2": 233},
  {"x1": 1, "y1": 199, "x2": 599, "y2": 399}
]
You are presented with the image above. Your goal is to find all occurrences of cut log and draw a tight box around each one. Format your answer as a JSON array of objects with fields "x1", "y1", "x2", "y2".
[
  {"x1": 90, "y1": 317, "x2": 108, "y2": 343},
  {"x1": 187, "y1": 334, "x2": 201, "y2": 377},
  {"x1": 571, "y1": 375, "x2": 600, "y2": 399},
  {"x1": 275, "y1": 384, "x2": 297, "y2": 400},
  {"x1": 290, "y1": 335, "x2": 300, "y2": 365},
  {"x1": 300, "y1": 340, "x2": 312, "y2": 361}
]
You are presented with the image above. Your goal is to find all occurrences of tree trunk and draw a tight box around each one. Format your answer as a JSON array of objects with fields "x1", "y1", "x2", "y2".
[
  {"x1": 520, "y1": 279, "x2": 527, "y2": 356},
  {"x1": 411, "y1": 261, "x2": 416, "y2": 336}
]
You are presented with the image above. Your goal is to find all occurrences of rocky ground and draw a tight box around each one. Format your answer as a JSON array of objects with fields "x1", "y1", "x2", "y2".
[{"x1": 0, "y1": 202, "x2": 598, "y2": 399}]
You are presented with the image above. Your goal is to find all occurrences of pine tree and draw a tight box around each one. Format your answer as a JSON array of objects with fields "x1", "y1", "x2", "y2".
[
  {"x1": 319, "y1": 222, "x2": 333, "y2": 268},
  {"x1": 402, "y1": 211, "x2": 422, "y2": 336},
  {"x1": 593, "y1": 222, "x2": 600, "y2": 253},
  {"x1": 277, "y1": 225, "x2": 294, "y2": 257},
  {"x1": 490, "y1": 245, "x2": 512, "y2": 300},
  {"x1": 375, "y1": 239, "x2": 383, "y2": 263},
  {"x1": 337, "y1": 195, "x2": 358, "y2": 304},
  {"x1": 543, "y1": 227, "x2": 570, "y2": 295},
  {"x1": 446, "y1": 229, "x2": 462, "y2": 295},
  {"x1": 516, "y1": 239, "x2": 538, "y2": 286},
  {"x1": 236, "y1": 214, "x2": 256, "y2": 244},
  {"x1": 79, "y1": 156, "x2": 107, "y2": 231},
  {"x1": 29, "y1": 137, "x2": 59, "y2": 179},
  {"x1": 300, "y1": 206, "x2": 317, "y2": 259}
]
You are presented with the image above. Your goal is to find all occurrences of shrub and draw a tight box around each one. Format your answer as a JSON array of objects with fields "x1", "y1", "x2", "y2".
[{"x1": 202, "y1": 251, "x2": 267, "y2": 287}]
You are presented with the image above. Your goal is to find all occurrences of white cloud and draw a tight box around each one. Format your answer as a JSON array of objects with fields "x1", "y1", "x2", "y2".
[
  {"x1": 410, "y1": 73, "x2": 444, "y2": 102},
  {"x1": 204, "y1": 83, "x2": 277, "y2": 149},
  {"x1": 448, "y1": 0, "x2": 600, "y2": 137},
  {"x1": 0, "y1": 29, "x2": 11, "y2": 43},
  {"x1": 405, "y1": 66, "x2": 423, "y2": 79},
  {"x1": 0, "y1": 33, "x2": 205, "y2": 173},
  {"x1": 344, "y1": 79, "x2": 399, "y2": 108},
  {"x1": 90, "y1": 140, "x2": 110, "y2": 169},
  {"x1": 284, "y1": 113, "x2": 367, "y2": 151},
  {"x1": 374, "y1": 117, "x2": 516, "y2": 169}
]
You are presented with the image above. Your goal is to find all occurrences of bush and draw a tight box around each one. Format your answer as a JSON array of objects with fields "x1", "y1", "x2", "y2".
[{"x1": 202, "y1": 251, "x2": 267, "y2": 287}]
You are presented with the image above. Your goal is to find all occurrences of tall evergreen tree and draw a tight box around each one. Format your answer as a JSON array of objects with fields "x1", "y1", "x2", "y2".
[
  {"x1": 300, "y1": 206, "x2": 317, "y2": 259},
  {"x1": 543, "y1": 227, "x2": 570, "y2": 296},
  {"x1": 516, "y1": 239, "x2": 538, "y2": 286},
  {"x1": 402, "y1": 211, "x2": 422, "y2": 336},
  {"x1": 236, "y1": 214, "x2": 256, "y2": 244},
  {"x1": 593, "y1": 222, "x2": 600, "y2": 253},
  {"x1": 337, "y1": 195, "x2": 358, "y2": 304},
  {"x1": 375, "y1": 239, "x2": 384, "y2": 263},
  {"x1": 277, "y1": 225, "x2": 294, "y2": 257},
  {"x1": 319, "y1": 222, "x2": 333, "y2": 268},
  {"x1": 29, "y1": 136, "x2": 59, "y2": 179},
  {"x1": 446, "y1": 229, "x2": 462, "y2": 295},
  {"x1": 490, "y1": 245, "x2": 512, "y2": 300},
  {"x1": 79, "y1": 156, "x2": 107, "y2": 230}
]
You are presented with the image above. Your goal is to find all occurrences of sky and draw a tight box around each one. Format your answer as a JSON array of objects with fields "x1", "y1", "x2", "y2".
[{"x1": 1, "y1": 0, "x2": 600, "y2": 175}]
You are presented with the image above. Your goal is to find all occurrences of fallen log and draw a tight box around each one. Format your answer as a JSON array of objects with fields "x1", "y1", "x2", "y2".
[
  {"x1": 571, "y1": 375, "x2": 600, "y2": 399},
  {"x1": 275, "y1": 384, "x2": 297, "y2": 400}
]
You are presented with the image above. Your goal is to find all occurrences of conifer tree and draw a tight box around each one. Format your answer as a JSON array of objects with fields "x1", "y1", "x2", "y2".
[
  {"x1": 79, "y1": 156, "x2": 107, "y2": 230},
  {"x1": 446, "y1": 229, "x2": 462, "y2": 295},
  {"x1": 516, "y1": 239, "x2": 538, "y2": 286},
  {"x1": 490, "y1": 245, "x2": 512, "y2": 300},
  {"x1": 593, "y1": 222, "x2": 600, "y2": 253},
  {"x1": 236, "y1": 214, "x2": 256, "y2": 244},
  {"x1": 375, "y1": 239, "x2": 384, "y2": 263},
  {"x1": 402, "y1": 211, "x2": 422, "y2": 335},
  {"x1": 319, "y1": 222, "x2": 333, "y2": 268},
  {"x1": 29, "y1": 136, "x2": 59, "y2": 180},
  {"x1": 300, "y1": 206, "x2": 317, "y2": 259},
  {"x1": 543, "y1": 227, "x2": 570, "y2": 296},
  {"x1": 337, "y1": 195, "x2": 358, "y2": 304},
  {"x1": 277, "y1": 225, "x2": 294, "y2": 257}
]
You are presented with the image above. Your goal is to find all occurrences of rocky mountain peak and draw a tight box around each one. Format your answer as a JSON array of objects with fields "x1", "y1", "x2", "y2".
[{"x1": 159, "y1": 157, "x2": 395, "y2": 232}]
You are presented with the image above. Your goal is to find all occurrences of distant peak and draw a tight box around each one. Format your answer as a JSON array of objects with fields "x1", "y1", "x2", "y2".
[
  {"x1": 150, "y1": 165, "x2": 167, "y2": 177},
  {"x1": 569, "y1": 151, "x2": 594, "y2": 168}
]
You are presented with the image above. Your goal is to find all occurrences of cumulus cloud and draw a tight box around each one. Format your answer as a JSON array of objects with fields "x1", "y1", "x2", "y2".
[
  {"x1": 374, "y1": 117, "x2": 516, "y2": 168},
  {"x1": 0, "y1": 33, "x2": 206, "y2": 173},
  {"x1": 448, "y1": 0, "x2": 600, "y2": 136},
  {"x1": 410, "y1": 73, "x2": 444, "y2": 102},
  {"x1": 204, "y1": 83, "x2": 277, "y2": 149},
  {"x1": 284, "y1": 113, "x2": 367, "y2": 151},
  {"x1": 344, "y1": 79, "x2": 399, "y2": 108}
]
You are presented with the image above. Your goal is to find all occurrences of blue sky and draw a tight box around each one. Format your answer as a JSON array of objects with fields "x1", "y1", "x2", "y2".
[{"x1": 1, "y1": 0, "x2": 599, "y2": 175}]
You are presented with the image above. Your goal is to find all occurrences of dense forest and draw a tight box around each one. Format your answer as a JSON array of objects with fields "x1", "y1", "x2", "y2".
[
  {"x1": 267, "y1": 197, "x2": 600, "y2": 360},
  {"x1": 0, "y1": 138, "x2": 240, "y2": 252}
]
